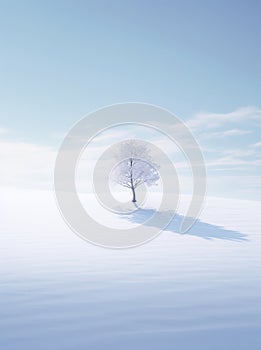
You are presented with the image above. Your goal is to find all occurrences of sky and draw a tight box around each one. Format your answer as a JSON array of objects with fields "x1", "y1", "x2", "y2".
[{"x1": 0, "y1": 0, "x2": 260, "y2": 200}]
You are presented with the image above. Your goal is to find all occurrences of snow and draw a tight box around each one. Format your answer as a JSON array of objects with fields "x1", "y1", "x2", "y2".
[{"x1": 0, "y1": 187, "x2": 261, "y2": 349}]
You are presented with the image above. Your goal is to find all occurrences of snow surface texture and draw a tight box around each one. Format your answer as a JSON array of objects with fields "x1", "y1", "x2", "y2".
[{"x1": 0, "y1": 188, "x2": 261, "y2": 350}]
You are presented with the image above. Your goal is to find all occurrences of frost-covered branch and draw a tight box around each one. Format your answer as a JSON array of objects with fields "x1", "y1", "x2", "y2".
[{"x1": 111, "y1": 141, "x2": 160, "y2": 202}]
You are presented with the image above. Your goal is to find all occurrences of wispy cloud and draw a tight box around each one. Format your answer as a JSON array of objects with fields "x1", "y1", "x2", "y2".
[
  {"x1": 202, "y1": 128, "x2": 252, "y2": 138},
  {"x1": 0, "y1": 140, "x2": 55, "y2": 189},
  {"x1": 182, "y1": 107, "x2": 261, "y2": 177},
  {"x1": 186, "y1": 106, "x2": 261, "y2": 130},
  {"x1": 250, "y1": 141, "x2": 261, "y2": 148},
  {"x1": 0, "y1": 127, "x2": 8, "y2": 134},
  {"x1": 222, "y1": 129, "x2": 251, "y2": 136},
  {"x1": 1, "y1": 108, "x2": 260, "y2": 201},
  {"x1": 208, "y1": 156, "x2": 261, "y2": 167},
  {"x1": 222, "y1": 148, "x2": 256, "y2": 157}
]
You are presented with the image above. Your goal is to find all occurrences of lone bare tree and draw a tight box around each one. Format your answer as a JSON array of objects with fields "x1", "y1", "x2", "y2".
[{"x1": 111, "y1": 140, "x2": 159, "y2": 203}]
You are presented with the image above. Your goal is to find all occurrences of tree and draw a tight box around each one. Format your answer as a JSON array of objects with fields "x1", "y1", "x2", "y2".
[{"x1": 111, "y1": 141, "x2": 159, "y2": 203}]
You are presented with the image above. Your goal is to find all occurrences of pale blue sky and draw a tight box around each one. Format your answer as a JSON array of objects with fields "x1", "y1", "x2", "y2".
[{"x1": 0, "y1": 0, "x2": 260, "y2": 199}]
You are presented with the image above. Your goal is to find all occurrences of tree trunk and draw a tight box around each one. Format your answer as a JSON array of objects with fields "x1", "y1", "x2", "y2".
[{"x1": 131, "y1": 186, "x2": 136, "y2": 202}]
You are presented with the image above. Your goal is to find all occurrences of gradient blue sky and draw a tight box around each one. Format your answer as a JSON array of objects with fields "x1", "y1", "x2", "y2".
[{"x1": 0, "y1": 0, "x2": 260, "y2": 199}]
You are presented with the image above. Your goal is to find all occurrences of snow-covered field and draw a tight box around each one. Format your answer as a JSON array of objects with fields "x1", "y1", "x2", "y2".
[{"x1": 0, "y1": 188, "x2": 261, "y2": 349}]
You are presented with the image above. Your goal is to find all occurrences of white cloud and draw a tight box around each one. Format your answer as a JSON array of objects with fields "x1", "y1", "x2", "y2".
[
  {"x1": 223, "y1": 148, "x2": 256, "y2": 157},
  {"x1": 183, "y1": 107, "x2": 261, "y2": 174},
  {"x1": 186, "y1": 106, "x2": 261, "y2": 130},
  {"x1": 151, "y1": 136, "x2": 179, "y2": 154},
  {"x1": 207, "y1": 156, "x2": 261, "y2": 167},
  {"x1": 250, "y1": 141, "x2": 261, "y2": 148},
  {"x1": 93, "y1": 129, "x2": 134, "y2": 143},
  {"x1": 222, "y1": 129, "x2": 251, "y2": 136},
  {"x1": 0, "y1": 140, "x2": 56, "y2": 189},
  {"x1": 201, "y1": 128, "x2": 252, "y2": 138},
  {"x1": 0, "y1": 127, "x2": 8, "y2": 134},
  {"x1": 1, "y1": 110, "x2": 260, "y2": 201},
  {"x1": 0, "y1": 138, "x2": 109, "y2": 191}
]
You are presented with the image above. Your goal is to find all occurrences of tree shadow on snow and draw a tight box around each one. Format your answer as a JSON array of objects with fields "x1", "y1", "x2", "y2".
[{"x1": 121, "y1": 208, "x2": 248, "y2": 242}]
